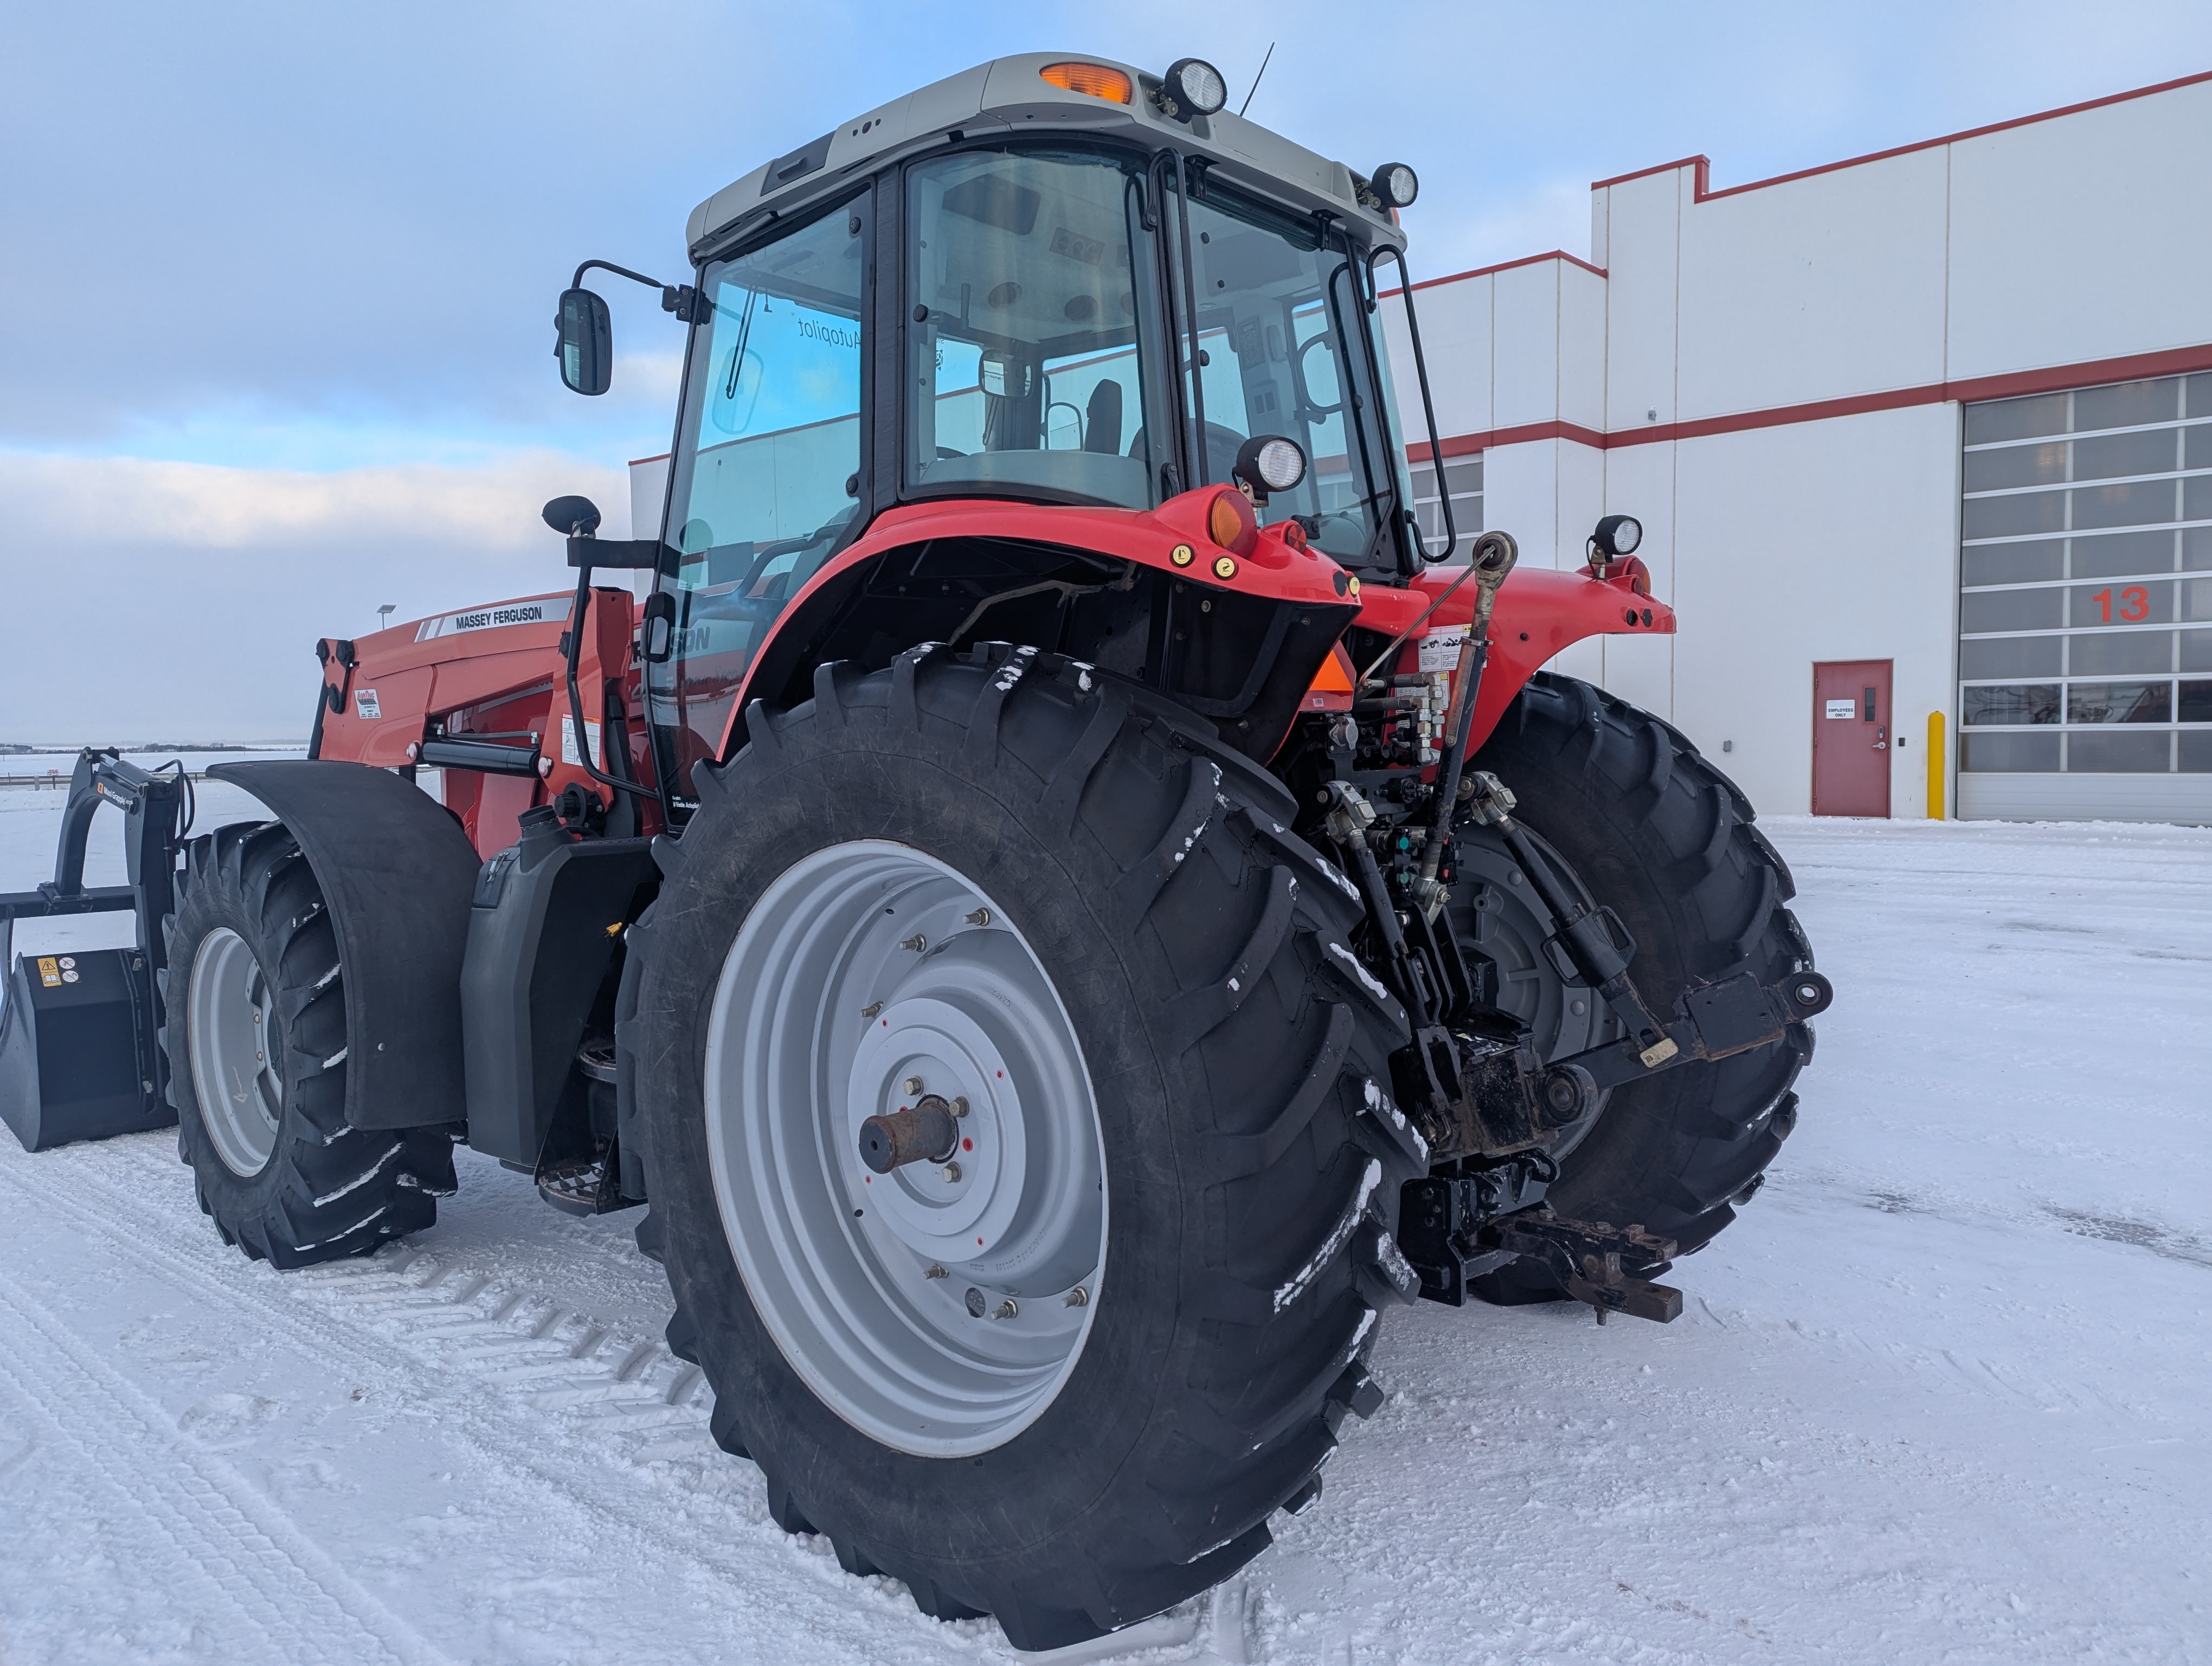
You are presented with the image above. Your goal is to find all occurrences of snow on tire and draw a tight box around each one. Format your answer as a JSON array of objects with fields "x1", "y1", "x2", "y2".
[
  {"x1": 159, "y1": 821, "x2": 456, "y2": 1268},
  {"x1": 629, "y1": 645, "x2": 1421, "y2": 1651}
]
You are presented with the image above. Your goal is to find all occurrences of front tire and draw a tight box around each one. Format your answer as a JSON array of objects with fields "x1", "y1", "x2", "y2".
[
  {"x1": 160, "y1": 822, "x2": 456, "y2": 1267},
  {"x1": 632, "y1": 646, "x2": 1422, "y2": 1650}
]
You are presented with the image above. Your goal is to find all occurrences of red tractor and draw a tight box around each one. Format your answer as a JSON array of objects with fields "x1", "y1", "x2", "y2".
[{"x1": 0, "y1": 53, "x2": 1827, "y2": 1651}]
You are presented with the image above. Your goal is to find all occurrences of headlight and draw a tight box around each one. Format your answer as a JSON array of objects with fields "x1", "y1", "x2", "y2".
[
  {"x1": 1593, "y1": 514, "x2": 1642, "y2": 558},
  {"x1": 1371, "y1": 163, "x2": 1419, "y2": 209},
  {"x1": 1163, "y1": 57, "x2": 1228, "y2": 117},
  {"x1": 1232, "y1": 434, "x2": 1308, "y2": 502}
]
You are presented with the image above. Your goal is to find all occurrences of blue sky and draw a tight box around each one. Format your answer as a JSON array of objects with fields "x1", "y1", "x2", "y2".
[{"x1": 5, "y1": 0, "x2": 2210, "y2": 737}]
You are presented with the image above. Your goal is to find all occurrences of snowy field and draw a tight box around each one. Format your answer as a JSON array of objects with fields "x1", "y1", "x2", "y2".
[
  {"x1": 2, "y1": 785, "x2": 2208, "y2": 1665},
  {"x1": 0, "y1": 749, "x2": 306, "y2": 783}
]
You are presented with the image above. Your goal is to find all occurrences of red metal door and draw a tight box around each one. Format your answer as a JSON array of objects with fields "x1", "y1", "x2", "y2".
[{"x1": 1812, "y1": 659, "x2": 1892, "y2": 817}]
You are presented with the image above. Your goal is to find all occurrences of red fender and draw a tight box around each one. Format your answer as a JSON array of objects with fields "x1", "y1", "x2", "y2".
[
  {"x1": 1347, "y1": 557, "x2": 1672, "y2": 754},
  {"x1": 715, "y1": 486, "x2": 1359, "y2": 759}
]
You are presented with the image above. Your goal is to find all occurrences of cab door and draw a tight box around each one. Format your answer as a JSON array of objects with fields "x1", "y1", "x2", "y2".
[{"x1": 1812, "y1": 659, "x2": 1892, "y2": 817}]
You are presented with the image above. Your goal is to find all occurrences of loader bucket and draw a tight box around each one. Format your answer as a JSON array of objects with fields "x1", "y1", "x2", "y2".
[{"x1": 0, "y1": 945, "x2": 175, "y2": 1152}]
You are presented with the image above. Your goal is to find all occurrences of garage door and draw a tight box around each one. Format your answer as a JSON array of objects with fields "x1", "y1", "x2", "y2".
[{"x1": 1956, "y1": 373, "x2": 2212, "y2": 824}]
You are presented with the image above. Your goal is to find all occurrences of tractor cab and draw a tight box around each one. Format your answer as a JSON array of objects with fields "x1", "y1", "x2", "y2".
[{"x1": 557, "y1": 53, "x2": 1442, "y2": 794}]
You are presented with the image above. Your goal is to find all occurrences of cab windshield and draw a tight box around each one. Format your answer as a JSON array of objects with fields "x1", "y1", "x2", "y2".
[{"x1": 1180, "y1": 181, "x2": 1407, "y2": 567}]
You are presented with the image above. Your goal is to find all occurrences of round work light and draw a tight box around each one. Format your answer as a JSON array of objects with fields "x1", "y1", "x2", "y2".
[
  {"x1": 1593, "y1": 514, "x2": 1642, "y2": 558},
  {"x1": 1371, "y1": 163, "x2": 1419, "y2": 209},
  {"x1": 1233, "y1": 434, "x2": 1309, "y2": 498},
  {"x1": 1163, "y1": 58, "x2": 1229, "y2": 117}
]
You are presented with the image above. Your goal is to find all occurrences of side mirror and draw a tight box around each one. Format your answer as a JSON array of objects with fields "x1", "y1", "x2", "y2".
[
  {"x1": 543, "y1": 496, "x2": 602, "y2": 536},
  {"x1": 554, "y1": 288, "x2": 612, "y2": 396}
]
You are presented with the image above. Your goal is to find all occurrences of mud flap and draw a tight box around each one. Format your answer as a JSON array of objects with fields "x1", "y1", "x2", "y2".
[{"x1": 0, "y1": 945, "x2": 174, "y2": 1151}]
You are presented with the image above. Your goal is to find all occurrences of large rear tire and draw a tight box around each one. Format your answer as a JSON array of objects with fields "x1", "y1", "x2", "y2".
[
  {"x1": 629, "y1": 646, "x2": 1424, "y2": 1650},
  {"x1": 160, "y1": 821, "x2": 457, "y2": 1267},
  {"x1": 1463, "y1": 672, "x2": 1816, "y2": 1299}
]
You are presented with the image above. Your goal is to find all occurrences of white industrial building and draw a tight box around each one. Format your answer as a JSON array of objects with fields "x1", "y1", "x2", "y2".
[
  {"x1": 632, "y1": 69, "x2": 2212, "y2": 824},
  {"x1": 1384, "y1": 68, "x2": 2212, "y2": 825}
]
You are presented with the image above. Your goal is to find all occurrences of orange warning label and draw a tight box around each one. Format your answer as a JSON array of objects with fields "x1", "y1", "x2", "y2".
[{"x1": 35, "y1": 957, "x2": 60, "y2": 988}]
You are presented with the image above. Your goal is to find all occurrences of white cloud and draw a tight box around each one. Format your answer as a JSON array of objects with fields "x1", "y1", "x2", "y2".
[
  {"x1": 4, "y1": 450, "x2": 627, "y2": 550},
  {"x1": 0, "y1": 449, "x2": 629, "y2": 742}
]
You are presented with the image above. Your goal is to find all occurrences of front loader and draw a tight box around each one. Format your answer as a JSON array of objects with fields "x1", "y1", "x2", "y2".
[{"x1": 0, "y1": 52, "x2": 1831, "y2": 1651}]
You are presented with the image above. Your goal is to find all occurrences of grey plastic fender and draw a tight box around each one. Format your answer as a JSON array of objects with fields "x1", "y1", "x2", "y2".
[{"x1": 208, "y1": 761, "x2": 479, "y2": 1131}]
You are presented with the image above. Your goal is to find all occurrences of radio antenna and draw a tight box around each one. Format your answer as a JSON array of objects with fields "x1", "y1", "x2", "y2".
[{"x1": 1238, "y1": 42, "x2": 1276, "y2": 117}]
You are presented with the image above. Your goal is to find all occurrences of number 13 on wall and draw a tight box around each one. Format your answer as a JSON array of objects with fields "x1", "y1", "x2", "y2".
[{"x1": 2091, "y1": 586, "x2": 2150, "y2": 624}]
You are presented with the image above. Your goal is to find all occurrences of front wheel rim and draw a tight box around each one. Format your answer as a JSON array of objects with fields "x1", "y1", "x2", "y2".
[
  {"x1": 187, "y1": 926, "x2": 284, "y2": 1177},
  {"x1": 703, "y1": 841, "x2": 1107, "y2": 1459}
]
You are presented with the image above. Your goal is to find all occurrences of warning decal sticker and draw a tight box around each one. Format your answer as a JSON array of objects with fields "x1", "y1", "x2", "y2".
[
  {"x1": 560, "y1": 715, "x2": 603, "y2": 770},
  {"x1": 1418, "y1": 629, "x2": 1465, "y2": 672},
  {"x1": 414, "y1": 596, "x2": 573, "y2": 642},
  {"x1": 355, "y1": 688, "x2": 383, "y2": 720},
  {"x1": 36, "y1": 957, "x2": 59, "y2": 988}
]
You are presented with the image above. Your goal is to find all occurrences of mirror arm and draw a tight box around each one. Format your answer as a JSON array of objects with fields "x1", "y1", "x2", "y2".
[
  {"x1": 572, "y1": 259, "x2": 703, "y2": 322},
  {"x1": 566, "y1": 535, "x2": 673, "y2": 571}
]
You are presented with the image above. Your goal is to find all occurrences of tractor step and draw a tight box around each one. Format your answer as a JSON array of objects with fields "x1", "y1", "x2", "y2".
[{"x1": 535, "y1": 1151, "x2": 639, "y2": 1218}]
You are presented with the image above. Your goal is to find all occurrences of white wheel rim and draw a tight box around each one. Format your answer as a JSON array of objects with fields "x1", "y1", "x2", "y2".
[
  {"x1": 187, "y1": 926, "x2": 284, "y2": 1177},
  {"x1": 704, "y1": 841, "x2": 1107, "y2": 1458}
]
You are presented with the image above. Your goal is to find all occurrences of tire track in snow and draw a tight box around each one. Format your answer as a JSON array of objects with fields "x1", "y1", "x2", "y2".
[
  {"x1": 0, "y1": 1277, "x2": 444, "y2": 1666},
  {"x1": 0, "y1": 1146, "x2": 986, "y2": 1660}
]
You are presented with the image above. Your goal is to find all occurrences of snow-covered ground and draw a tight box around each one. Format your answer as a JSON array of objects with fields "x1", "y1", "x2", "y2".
[{"x1": 3, "y1": 790, "x2": 2208, "y2": 1665}]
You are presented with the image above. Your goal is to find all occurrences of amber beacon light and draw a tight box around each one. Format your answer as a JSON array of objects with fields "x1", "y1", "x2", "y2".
[{"x1": 1039, "y1": 63, "x2": 1133, "y2": 104}]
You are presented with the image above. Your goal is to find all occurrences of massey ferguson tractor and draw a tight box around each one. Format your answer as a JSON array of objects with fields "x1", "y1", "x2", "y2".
[{"x1": 0, "y1": 53, "x2": 1828, "y2": 1650}]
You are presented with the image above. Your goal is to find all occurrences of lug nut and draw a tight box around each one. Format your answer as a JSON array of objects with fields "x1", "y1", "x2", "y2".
[
  {"x1": 950, "y1": 1096, "x2": 968, "y2": 1118},
  {"x1": 924, "y1": 1264, "x2": 947, "y2": 1279},
  {"x1": 993, "y1": 1299, "x2": 1018, "y2": 1321},
  {"x1": 1064, "y1": 1286, "x2": 1089, "y2": 1308},
  {"x1": 941, "y1": 1162, "x2": 962, "y2": 1183},
  {"x1": 899, "y1": 933, "x2": 927, "y2": 952},
  {"x1": 904, "y1": 1075, "x2": 924, "y2": 1095},
  {"x1": 964, "y1": 907, "x2": 991, "y2": 926}
]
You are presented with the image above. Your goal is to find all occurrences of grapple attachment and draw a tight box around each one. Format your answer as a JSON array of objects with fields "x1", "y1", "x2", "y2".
[
  {"x1": 0, "y1": 944, "x2": 170, "y2": 1150},
  {"x1": 0, "y1": 751, "x2": 187, "y2": 1152}
]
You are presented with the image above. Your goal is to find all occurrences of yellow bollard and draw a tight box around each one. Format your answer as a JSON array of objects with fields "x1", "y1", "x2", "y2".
[{"x1": 1926, "y1": 711, "x2": 1945, "y2": 820}]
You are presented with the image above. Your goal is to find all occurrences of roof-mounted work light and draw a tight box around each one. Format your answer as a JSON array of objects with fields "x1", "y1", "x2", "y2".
[
  {"x1": 1370, "y1": 163, "x2": 1419, "y2": 209},
  {"x1": 1159, "y1": 57, "x2": 1228, "y2": 120}
]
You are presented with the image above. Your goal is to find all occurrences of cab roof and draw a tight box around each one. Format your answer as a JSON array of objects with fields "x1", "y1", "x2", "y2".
[{"x1": 686, "y1": 52, "x2": 1405, "y2": 261}]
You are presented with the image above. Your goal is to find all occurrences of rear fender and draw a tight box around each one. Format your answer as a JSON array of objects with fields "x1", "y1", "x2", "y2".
[
  {"x1": 1349, "y1": 563, "x2": 1674, "y2": 753},
  {"x1": 206, "y1": 761, "x2": 480, "y2": 1132},
  {"x1": 718, "y1": 489, "x2": 1358, "y2": 761}
]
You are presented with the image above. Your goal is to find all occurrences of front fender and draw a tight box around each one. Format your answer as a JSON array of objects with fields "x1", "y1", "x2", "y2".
[{"x1": 1351, "y1": 565, "x2": 1674, "y2": 753}]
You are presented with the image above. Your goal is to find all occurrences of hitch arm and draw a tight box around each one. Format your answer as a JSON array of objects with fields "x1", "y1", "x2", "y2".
[{"x1": 1491, "y1": 1212, "x2": 1683, "y2": 1324}]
